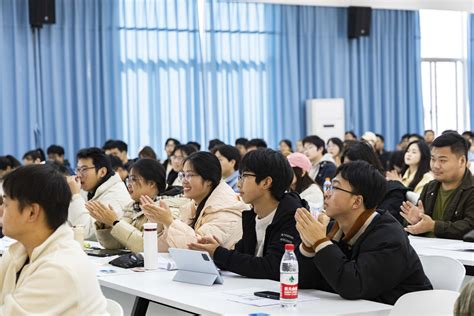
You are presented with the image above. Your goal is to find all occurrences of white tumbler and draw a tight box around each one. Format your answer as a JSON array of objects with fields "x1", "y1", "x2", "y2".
[{"x1": 143, "y1": 223, "x2": 159, "y2": 270}]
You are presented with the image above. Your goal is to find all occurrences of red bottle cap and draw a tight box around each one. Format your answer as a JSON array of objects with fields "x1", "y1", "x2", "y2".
[{"x1": 285, "y1": 244, "x2": 294, "y2": 251}]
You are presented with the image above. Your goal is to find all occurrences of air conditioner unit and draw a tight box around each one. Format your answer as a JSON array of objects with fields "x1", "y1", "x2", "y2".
[{"x1": 306, "y1": 98, "x2": 345, "y2": 142}]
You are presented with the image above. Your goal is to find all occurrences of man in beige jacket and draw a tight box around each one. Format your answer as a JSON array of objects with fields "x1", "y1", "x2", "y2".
[{"x1": 0, "y1": 164, "x2": 108, "y2": 315}]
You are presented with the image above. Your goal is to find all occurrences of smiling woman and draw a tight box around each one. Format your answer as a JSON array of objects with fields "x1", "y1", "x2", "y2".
[{"x1": 142, "y1": 152, "x2": 247, "y2": 252}]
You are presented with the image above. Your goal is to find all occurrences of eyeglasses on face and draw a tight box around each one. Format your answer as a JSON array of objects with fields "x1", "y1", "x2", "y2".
[
  {"x1": 238, "y1": 172, "x2": 257, "y2": 182},
  {"x1": 75, "y1": 166, "x2": 95, "y2": 175},
  {"x1": 171, "y1": 155, "x2": 184, "y2": 162},
  {"x1": 326, "y1": 184, "x2": 356, "y2": 195},
  {"x1": 125, "y1": 175, "x2": 142, "y2": 186},
  {"x1": 178, "y1": 172, "x2": 198, "y2": 182}
]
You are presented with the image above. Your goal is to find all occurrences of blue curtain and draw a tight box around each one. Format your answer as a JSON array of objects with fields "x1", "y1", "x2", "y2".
[
  {"x1": 0, "y1": 0, "x2": 120, "y2": 162},
  {"x1": 469, "y1": 14, "x2": 474, "y2": 129},
  {"x1": 0, "y1": 0, "x2": 423, "y2": 159}
]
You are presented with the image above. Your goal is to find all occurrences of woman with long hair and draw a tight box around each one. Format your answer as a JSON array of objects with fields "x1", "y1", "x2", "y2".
[
  {"x1": 327, "y1": 137, "x2": 344, "y2": 167},
  {"x1": 142, "y1": 152, "x2": 247, "y2": 251},
  {"x1": 386, "y1": 140, "x2": 433, "y2": 194},
  {"x1": 287, "y1": 153, "x2": 323, "y2": 208}
]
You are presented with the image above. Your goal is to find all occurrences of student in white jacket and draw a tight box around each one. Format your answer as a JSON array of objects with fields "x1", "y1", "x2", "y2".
[
  {"x1": 0, "y1": 164, "x2": 108, "y2": 315},
  {"x1": 67, "y1": 147, "x2": 132, "y2": 240}
]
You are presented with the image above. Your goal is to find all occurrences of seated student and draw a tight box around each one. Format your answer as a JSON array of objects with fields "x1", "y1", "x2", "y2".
[
  {"x1": 302, "y1": 135, "x2": 336, "y2": 188},
  {"x1": 89, "y1": 159, "x2": 180, "y2": 252},
  {"x1": 327, "y1": 137, "x2": 343, "y2": 167},
  {"x1": 296, "y1": 161, "x2": 432, "y2": 305},
  {"x1": 22, "y1": 148, "x2": 45, "y2": 165},
  {"x1": 163, "y1": 144, "x2": 197, "y2": 196},
  {"x1": 108, "y1": 140, "x2": 133, "y2": 170},
  {"x1": 212, "y1": 144, "x2": 241, "y2": 192},
  {"x1": 46, "y1": 144, "x2": 74, "y2": 175},
  {"x1": 67, "y1": 147, "x2": 133, "y2": 240},
  {"x1": 189, "y1": 149, "x2": 306, "y2": 280},
  {"x1": 386, "y1": 140, "x2": 433, "y2": 194},
  {"x1": 141, "y1": 152, "x2": 246, "y2": 251},
  {"x1": 401, "y1": 132, "x2": 474, "y2": 240},
  {"x1": 287, "y1": 152, "x2": 323, "y2": 208},
  {"x1": 245, "y1": 138, "x2": 268, "y2": 152},
  {"x1": 235, "y1": 137, "x2": 248, "y2": 157},
  {"x1": 162, "y1": 138, "x2": 181, "y2": 177},
  {"x1": 279, "y1": 139, "x2": 293, "y2": 157},
  {"x1": 0, "y1": 165, "x2": 107, "y2": 314},
  {"x1": 138, "y1": 146, "x2": 157, "y2": 160},
  {"x1": 109, "y1": 154, "x2": 129, "y2": 182},
  {"x1": 343, "y1": 141, "x2": 407, "y2": 223},
  {"x1": 0, "y1": 156, "x2": 20, "y2": 237}
]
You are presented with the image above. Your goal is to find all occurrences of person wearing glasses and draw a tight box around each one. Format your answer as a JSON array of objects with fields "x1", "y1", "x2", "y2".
[
  {"x1": 188, "y1": 149, "x2": 307, "y2": 281},
  {"x1": 141, "y1": 152, "x2": 246, "y2": 251},
  {"x1": 163, "y1": 144, "x2": 197, "y2": 196},
  {"x1": 67, "y1": 147, "x2": 133, "y2": 240},
  {"x1": 296, "y1": 161, "x2": 432, "y2": 305},
  {"x1": 87, "y1": 159, "x2": 180, "y2": 252}
]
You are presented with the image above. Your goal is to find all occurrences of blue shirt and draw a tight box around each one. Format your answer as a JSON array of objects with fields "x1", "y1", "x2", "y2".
[{"x1": 225, "y1": 170, "x2": 240, "y2": 192}]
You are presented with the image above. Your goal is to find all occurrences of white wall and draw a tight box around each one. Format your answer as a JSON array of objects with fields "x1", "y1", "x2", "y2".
[{"x1": 238, "y1": 0, "x2": 474, "y2": 12}]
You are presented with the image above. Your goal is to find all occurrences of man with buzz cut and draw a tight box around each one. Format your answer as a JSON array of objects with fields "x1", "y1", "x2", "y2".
[
  {"x1": 189, "y1": 149, "x2": 306, "y2": 281},
  {"x1": 0, "y1": 165, "x2": 108, "y2": 314},
  {"x1": 296, "y1": 161, "x2": 432, "y2": 305},
  {"x1": 401, "y1": 132, "x2": 474, "y2": 240}
]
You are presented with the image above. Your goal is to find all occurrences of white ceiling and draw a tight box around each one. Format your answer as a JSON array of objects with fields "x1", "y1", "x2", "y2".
[{"x1": 236, "y1": 0, "x2": 474, "y2": 12}]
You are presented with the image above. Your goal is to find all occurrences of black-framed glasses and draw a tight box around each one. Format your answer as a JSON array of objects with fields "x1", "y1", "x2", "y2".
[
  {"x1": 238, "y1": 173, "x2": 257, "y2": 182},
  {"x1": 327, "y1": 184, "x2": 356, "y2": 195},
  {"x1": 75, "y1": 166, "x2": 95, "y2": 175}
]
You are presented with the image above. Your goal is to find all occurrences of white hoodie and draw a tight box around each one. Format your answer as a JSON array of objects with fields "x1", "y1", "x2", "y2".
[{"x1": 68, "y1": 173, "x2": 133, "y2": 240}]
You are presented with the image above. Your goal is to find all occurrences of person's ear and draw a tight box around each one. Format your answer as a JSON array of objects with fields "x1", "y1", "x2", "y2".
[
  {"x1": 352, "y1": 195, "x2": 363, "y2": 209},
  {"x1": 230, "y1": 159, "x2": 236, "y2": 169},
  {"x1": 98, "y1": 167, "x2": 107, "y2": 178},
  {"x1": 26, "y1": 203, "x2": 41, "y2": 223},
  {"x1": 262, "y1": 176, "x2": 273, "y2": 190}
]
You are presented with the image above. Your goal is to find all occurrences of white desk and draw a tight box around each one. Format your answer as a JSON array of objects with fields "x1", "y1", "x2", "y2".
[
  {"x1": 409, "y1": 236, "x2": 474, "y2": 267},
  {"x1": 98, "y1": 267, "x2": 392, "y2": 316}
]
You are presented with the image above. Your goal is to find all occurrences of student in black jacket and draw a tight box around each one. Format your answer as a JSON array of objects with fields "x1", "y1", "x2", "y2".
[
  {"x1": 189, "y1": 148, "x2": 306, "y2": 281},
  {"x1": 295, "y1": 161, "x2": 432, "y2": 305}
]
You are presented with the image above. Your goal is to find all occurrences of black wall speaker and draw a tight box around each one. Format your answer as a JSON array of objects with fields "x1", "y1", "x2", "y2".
[
  {"x1": 348, "y1": 6, "x2": 371, "y2": 39},
  {"x1": 29, "y1": 0, "x2": 56, "y2": 28}
]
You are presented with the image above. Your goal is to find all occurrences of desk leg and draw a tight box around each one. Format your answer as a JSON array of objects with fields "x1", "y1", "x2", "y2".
[{"x1": 131, "y1": 297, "x2": 149, "y2": 316}]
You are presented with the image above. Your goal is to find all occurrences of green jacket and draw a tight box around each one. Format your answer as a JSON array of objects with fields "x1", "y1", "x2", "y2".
[{"x1": 419, "y1": 169, "x2": 474, "y2": 240}]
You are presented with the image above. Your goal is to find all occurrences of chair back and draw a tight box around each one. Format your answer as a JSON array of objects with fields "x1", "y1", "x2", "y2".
[
  {"x1": 419, "y1": 255, "x2": 465, "y2": 291},
  {"x1": 390, "y1": 290, "x2": 459, "y2": 316},
  {"x1": 106, "y1": 299, "x2": 124, "y2": 316}
]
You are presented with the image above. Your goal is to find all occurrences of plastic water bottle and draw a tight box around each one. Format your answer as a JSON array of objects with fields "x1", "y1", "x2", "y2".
[
  {"x1": 323, "y1": 177, "x2": 332, "y2": 193},
  {"x1": 280, "y1": 244, "x2": 298, "y2": 308},
  {"x1": 143, "y1": 223, "x2": 158, "y2": 270}
]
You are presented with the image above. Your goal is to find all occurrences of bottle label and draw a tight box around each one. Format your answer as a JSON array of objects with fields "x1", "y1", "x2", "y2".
[{"x1": 280, "y1": 273, "x2": 298, "y2": 299}]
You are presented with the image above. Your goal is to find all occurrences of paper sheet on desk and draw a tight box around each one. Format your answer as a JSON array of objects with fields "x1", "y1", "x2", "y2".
[
  {"x1": 428, "y1": 243, "x2": 474, "y2": 252},
  {"x1": 216, "y1": 288, "x2": 319, "y2": 307}
]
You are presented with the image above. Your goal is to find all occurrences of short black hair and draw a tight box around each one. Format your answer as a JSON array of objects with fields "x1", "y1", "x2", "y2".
[
  {"x1": 246, "y1": 138, "x2": 267, "y2": 149},
  {"x1": 345, "y1": 131, "x2": 357, "y2": 139},
  {"x1": 400, "y1": 133, "x2": 410, "y2": 141},
  {"x1": 462, "y1": 131, "x2": 474, "y2": 139},
  {"x1": 102, "y1": 139, "x2": 115, "y2": 151},
  {"x1": 45, "y1": 160, "x2": 70, "y2": 176},
  {"x1": 22, "y1": 148, "x2": 45, "y2": 162},
  {"x1": 76, "y1": 147, "x2": 113, "y2": 174},
  {"x1": 47, "y1": 145, "x2": 65, "y2": 156},
  {"x1": 208, "y1": 139, "x2": 225, "y2": 151},
  {"x1": 187, "y1": 141, "x2": 201, "y2": 151},
  {"x1": 212, "y1": 145, "x2": 241, "y2": 171},
  {"x1": 302, "y1": 135, "x2": 325, "y2": 151},
  {"x1": 0, "y1": 155, "x2": 21, "y2": 171},
  {"x1": 108, "y1": 154, "x2": 125, "y2": 170},
  {"x1": 335, "y1": 161, "x2": 387, "y2": 209},
  {"x1": 375, "y1": 134, "x2": 384, "y2": 142},
  {"x1": 342, "y1": 141, "x2": 384, "y2": 174},
  {"x1": 431, "y1": 132, "x2": 469, "y2": 159},
  {"x1": 424, "y1": 129, "x2": 435, "y2": 135},
  {"x1": 239, "y1": 148, "x2": 293, "y2": 201},
  {"x1": 110, "y1": 140, "x2": 128, "y2": 153},
  {"x1": 131, "y1": 158, "x2": 166, "y2": 194},
  {"x1": 235, "y1": 138, "x2": 248, "y2": 146},
  {"x1": 2, "y1": 164, "x2": 71, "y2": 230},
  {"x1": 409, "y1": 134, "x2": 423, "y2": 141}
]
